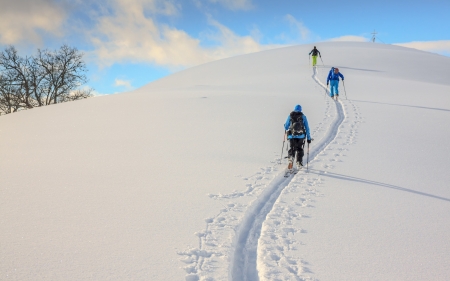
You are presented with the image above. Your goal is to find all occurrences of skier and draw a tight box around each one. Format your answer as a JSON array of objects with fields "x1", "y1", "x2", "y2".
[
  {"x1": 309, "y1": 46, "x2": 321, "y2": 66},
  {"x1": 327, "y1": 67, "x2": 344, "y2": 100},
  {"x1": 284, "y1": 104, "x2": 311, "y2": 173}
]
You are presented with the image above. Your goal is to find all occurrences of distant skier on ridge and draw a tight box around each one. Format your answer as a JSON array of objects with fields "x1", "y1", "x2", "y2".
[
  {"x1": 284, "y1": 104, "x2": 311, "y2": 174},
  {"x1": 309, "y1": 46, "x2": 321, "y2": 67},
  {"x1": 327, "y1": 67, "x2": 344, "y2": 101}
]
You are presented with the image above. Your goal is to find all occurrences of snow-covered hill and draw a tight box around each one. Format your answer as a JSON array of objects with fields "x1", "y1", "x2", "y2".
[{"x1": 1, "y1": 42, "x2": 450, "y2": 281}]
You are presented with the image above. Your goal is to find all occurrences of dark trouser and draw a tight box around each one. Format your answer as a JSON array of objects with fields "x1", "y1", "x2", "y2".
[{"x1": 288, "y1": 138, "x2": 305, "y2": 163}]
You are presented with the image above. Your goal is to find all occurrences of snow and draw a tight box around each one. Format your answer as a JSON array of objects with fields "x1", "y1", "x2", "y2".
[{"x1": 1, "y1": 42, "x2": 450, "y2": 281}]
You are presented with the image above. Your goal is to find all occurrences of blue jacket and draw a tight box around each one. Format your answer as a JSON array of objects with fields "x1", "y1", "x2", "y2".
[
  {"x1": 284, "y1": 105, "x2": 311, "y2": 140},
  {"x1": 327, "y1": 67, "x2": 344, "y2": 84}
]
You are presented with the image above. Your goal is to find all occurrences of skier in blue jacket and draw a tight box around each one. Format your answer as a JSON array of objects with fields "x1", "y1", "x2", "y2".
[
  {"x1": 327, "y1": 67, "x2": 344, "y2": 100},
  {"x1": 284, "y1": 104, "x2": 311, "y2": 171}
]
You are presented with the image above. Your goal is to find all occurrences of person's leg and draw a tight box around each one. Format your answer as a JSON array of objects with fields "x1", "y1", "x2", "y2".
[
  {"x1": 295, "y1": 139, "x2": 305, "y2": 167},
  {"x1": 287, "y1": 139, "x2": 295, "y2": 169},
  {"x1": 288, "y1": 139, "x2": 295, "y2": 159},
  {"x1": 331, "y1": 80, "x2": 339, "y2": 97},
  {"x1": 289, "y1": 139, "x2": 302, "y2": 168},
  {"x1": 330, "y1": 80, "x2": 335, "y2": 97},
  {"x1": 312, "y1": 56, "x2": 317, "y2": 66}
]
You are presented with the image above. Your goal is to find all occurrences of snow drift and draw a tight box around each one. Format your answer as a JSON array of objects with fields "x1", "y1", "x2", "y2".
[{"x1": 1, "y1": 42, "x2": 450, "y2": 281}]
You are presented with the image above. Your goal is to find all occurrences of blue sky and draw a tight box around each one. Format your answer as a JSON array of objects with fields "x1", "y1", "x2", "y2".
[{"x1": 1, "y1": 0, "x2": 449, "y2": 95}]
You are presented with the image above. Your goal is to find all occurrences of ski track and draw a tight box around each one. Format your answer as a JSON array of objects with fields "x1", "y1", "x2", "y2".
[
  {"x1": 256, "y1": 67, "x2": 362, "y2": 281},
  {"x1": 179, "y1": 66, "x2": 362, "y2": 281}
]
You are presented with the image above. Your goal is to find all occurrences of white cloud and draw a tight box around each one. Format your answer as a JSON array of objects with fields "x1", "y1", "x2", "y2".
[
  {"x1": 285, "y1": 14, "x2": 310, "y2": 41},
  {"x1": 119, "y1": 0, "x2": 180, "y2": 16},
  {"x1": 88, "y1": 0, "x2": 281, "y2": 68},
  {"x1": 327, "y1": 35, "x2": 369, "y2": 42},
  {"x1": 274, "y1": 14, "x2": 315, "y2": 44},
  {"x1": 207, "y1": 0, "x2": 253, "y2": 10},
  {"x1": 114, "y1": 79, "x2": 133, "y2": 90},
  {"x1": 89, "y1": 4, "x2": 210, "y2": 67},
  {"x1": 204, "y1": 16, "x2": 280, "y2": 57},
  {"x1": 0, "y1": 0, "x2": 66, "y2": 45},
  {"x1": 394, "y1": 40, "x2": 450, "y2": 56}
]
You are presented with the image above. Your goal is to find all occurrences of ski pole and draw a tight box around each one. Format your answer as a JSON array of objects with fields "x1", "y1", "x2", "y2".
[
  {"x1": 320, "y1": 56, "x2": 324, "y2": 66},
  {"x1": 308, "y1": 55, "x2": 310, "y2": 67},
  {"x1": 280, "y1": 131, "x2": 286, "y2": 165},
  {"x1": 343, "y1": 80, "x2": 348, "y2": 99},
  {"x1": 307, "y1": 141, "x2": 310, "y2": 171}
]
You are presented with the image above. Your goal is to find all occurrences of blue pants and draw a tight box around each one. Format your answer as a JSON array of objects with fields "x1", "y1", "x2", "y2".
[{"x1": 330, "y1": 80, "x2": 339, "y2": 96}]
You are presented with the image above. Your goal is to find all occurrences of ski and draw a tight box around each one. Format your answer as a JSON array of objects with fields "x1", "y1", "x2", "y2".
[
  {"x1": 284, "y1": 170, "x2": 291, "y2": 177},
  {"x1": 284, "y1": 168, "x2": 299, "y2": 177}
]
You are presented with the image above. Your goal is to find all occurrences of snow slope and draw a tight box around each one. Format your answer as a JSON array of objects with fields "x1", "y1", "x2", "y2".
[{"x1": 1, "y1": 42, "x2": 450, "y2": 281}]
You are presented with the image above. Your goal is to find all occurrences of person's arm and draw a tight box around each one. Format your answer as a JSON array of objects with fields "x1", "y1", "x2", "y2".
[
  {"x1": 327, "y1": 71, "x2": 331, "y2": 85},
  {"x1": 284, "y1": 116, "x2": 291, "y2": 131},
  {"x1": 303, "y1": 115, "x2": 311, "y2": 141},
  {"x1": 318, "y1": 50, "x2": 321, "y2": 57},
  {"x1": 339, "y1": 73, "x2": 344, "y2": 80}
]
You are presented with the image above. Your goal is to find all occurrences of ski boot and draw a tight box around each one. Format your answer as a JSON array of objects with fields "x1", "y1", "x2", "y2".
[{"x1": 285, "y1": 159, "x2": 294, "y2": 177}]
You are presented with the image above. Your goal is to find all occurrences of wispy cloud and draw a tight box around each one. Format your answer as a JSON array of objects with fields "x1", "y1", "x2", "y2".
[
  {"x1": 0, "y1": 0, "x2": 66, "y2": 45},
  {"x1": 204, "y1": 16, "x2": 281, "y2": 57},
  {"x1": 121, "y1": 0, "x2": 181, "y2": 16},
  {"x1": 327, "y1": 35, "x2": 369, "y2": 42},
  {"x1": 114, "y1": 79, "x2": 133, "y2": 90},
  {"x1": 274, "y1": 14, "x2": 314, "y2": 44},
  {"x1": 88, "y1": 0, "x2": 280, "y2": 68},
  {"x1": 212, "y1": 0, "x2": 253, "y2": 10},
  {"x1": 285, "y1": 14, "x2": 310, "y2": 41},
  {"x1": 394, "y1": 40, "x2": 450, "y2": 56},
  {"x1": 88, "y1": 1, "x2": 209, "y2": 68},
  {"x1": 195, "y1": 0, "x2": 254, "y2": 10},
  {"x1": 0, "y1": 0, "x2": 294, "y2": 70}
]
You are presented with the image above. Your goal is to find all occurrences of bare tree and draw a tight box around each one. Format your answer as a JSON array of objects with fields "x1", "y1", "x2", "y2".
[
  {"x1": 36, "y1": 45, "x2": 90, "y2": 105},
  {"x1": 0, "y1": 47, "x2": 37, "y2": 111},
  {"x1": 0, "y1": 45, "x2": 93, "y2": 115},
  {"x1": 0, "y1": 73, "x2": 22, "y2": 114}
]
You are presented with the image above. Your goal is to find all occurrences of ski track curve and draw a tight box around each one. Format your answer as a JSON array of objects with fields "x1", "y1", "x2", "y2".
[
  {"x1": 230, "y1": 67, "x2": 346, "y2": 281},
  {"x1": 256, "y1": 67, "x2": 361, "y2": 281},
  {"x1": 178, "y1": 66, "x2": 361, "y2": 281}
]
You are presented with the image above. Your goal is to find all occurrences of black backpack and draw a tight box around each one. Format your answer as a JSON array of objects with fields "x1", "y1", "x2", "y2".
[{"x1": 288, "y1": 111, "x2": 305, "y2": 136}]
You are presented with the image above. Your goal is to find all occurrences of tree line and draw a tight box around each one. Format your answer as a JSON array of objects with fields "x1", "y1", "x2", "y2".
[{"x1": 0, "y1": 45, "x2": 93, "y2": 115}]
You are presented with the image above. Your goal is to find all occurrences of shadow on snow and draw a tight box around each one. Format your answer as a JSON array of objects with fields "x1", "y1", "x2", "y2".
[
  {"x1": 308, "y1": 169, "x2": 450, "y2": 202},
  {"x1": 351, "y1": 99, "x2": 450, "y2": 113}
]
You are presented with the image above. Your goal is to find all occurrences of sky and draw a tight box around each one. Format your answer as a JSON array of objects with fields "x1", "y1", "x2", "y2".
[{"x1": 1, "y1": 0, "x2": 449, "y2": 95}]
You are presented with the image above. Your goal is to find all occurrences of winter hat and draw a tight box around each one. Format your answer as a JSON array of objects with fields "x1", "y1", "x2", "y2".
[{"x1": 294, "y1": 104, "x2": 302, "y2": 112}]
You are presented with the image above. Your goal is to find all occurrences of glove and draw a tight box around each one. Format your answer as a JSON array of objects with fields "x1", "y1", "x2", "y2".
[{"x1": 307, "y1": 139, "x2": 311, "y2": 144}]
